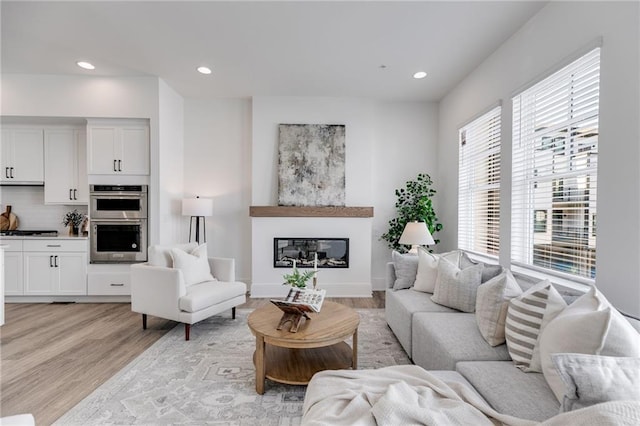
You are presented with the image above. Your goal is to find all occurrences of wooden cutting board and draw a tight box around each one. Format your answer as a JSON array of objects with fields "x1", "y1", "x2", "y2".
[{"x1": 0, "y1": 205, "x2": 19, "y2": 231}]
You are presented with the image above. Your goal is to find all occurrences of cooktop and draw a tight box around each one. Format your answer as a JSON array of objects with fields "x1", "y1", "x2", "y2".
[{"x1": 0, "y1": 230, "x2": 59, "y2": 237}]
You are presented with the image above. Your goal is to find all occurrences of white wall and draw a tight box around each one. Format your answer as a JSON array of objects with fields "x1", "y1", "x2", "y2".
[
  {"x1": 250, "y1": 96, "x2": 437, "y2": 291},
  {"x1": 183, "y1": 98, "x2": 252, "y2": 283},
  {"x1": 157, "y1": 79, "x2": 184, "y2": 245},
  {"x1": 437, "y1": 1, "x2": 640, "y2": 316},
  {"x1": 371, "y1": 101, "x2": 439, "y2": 288}
]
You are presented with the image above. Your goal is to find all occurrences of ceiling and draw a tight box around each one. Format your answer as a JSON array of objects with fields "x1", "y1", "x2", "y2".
[{"x1": 1, "y1": 1, "x2": 546, "y2": 102}]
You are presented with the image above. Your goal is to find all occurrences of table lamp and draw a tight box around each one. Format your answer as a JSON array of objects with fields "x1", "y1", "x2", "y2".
[
  {"x1": 182, "y1": 196, "x2": 213, "y2": 244},
  {"x1": 399, "y1": 221, "x2": 435, "y2": 253}
]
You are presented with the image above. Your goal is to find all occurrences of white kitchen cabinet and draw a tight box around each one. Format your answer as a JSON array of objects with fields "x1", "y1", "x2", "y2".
[
  {"x1": 87, "y1": 120, "x2": 149, "y2": 175},
  {"x1": 44, "y1": 128, "x2": 88, "y2": 204},
  {"x1": 23, "y1": 239, "x2": 87, "y2": 296},
  {"x1": 2, "y1": 240, "x2": 23, "y2": 296},
  {"x1": 0, "y1": 128, "x2": 44, "y2": 184}
]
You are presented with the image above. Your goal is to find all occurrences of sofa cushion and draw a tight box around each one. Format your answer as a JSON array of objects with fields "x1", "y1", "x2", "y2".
[
  {"x1": 391, "y1": 251, "x2": 419, "y2": 290},
  {"x1": 475, "y1": 270, "x2": 522, "y2": 346},
  {"x1": 552, "y1": 353, "x2": 640, "y2": 412},
  {"x1": 413, "y1": 249, "x2": 461, "y2": 293},
  {"x1": 505, "y1": 280, "x2": 566, "y2": 372},
  {"x1": 539, "y1": 286, "x2": 640, "y2": 402},
  {"x1": 179, "y1": 281, "x2": 246, "y2": 312},
  {"x1": 171, "y1": 243, "x2": 215, "y2": 286},
  {"x1": 385, "y1": 289, "x2": 457, "y2": 357},
  {"x1": 148, "y1": 242, "x2": 198, "y2": 267},
  {"x1": 431, "y1": 258, "x2": 483, "y2": 312},
  {"x1": 411, "y1": 312, "x2": 510, "y2": 370},
  {"x1": 456, "y1": 361, "x2": 560, "y2": 422},
  {"x1": 460, "y1": 252, "x2": 503, "y2": 283}
]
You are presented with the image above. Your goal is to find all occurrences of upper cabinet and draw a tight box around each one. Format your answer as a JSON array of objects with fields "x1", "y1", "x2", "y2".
[
  {"x1": 87, "y1": 120, "x2": 149, "y2": 175},
  {"x1": 0, "y1": 127, "x2": 44, "y2": 184},
  {"x1": 44, "y1": 128, "x2": 88, "y2": 204}
]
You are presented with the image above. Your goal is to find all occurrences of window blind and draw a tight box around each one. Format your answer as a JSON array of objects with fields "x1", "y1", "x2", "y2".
[
  {"x1": 511, "y1": 47, "x2": 600, "y2": 280},
  {"x1": 458, "y1": 105, "x2": 501, "y2": 256}
]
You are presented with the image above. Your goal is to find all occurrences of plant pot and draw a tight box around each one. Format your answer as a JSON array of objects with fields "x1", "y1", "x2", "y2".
[{"x1": 69, "y1": 225, "x2": 79, "y2": 236}]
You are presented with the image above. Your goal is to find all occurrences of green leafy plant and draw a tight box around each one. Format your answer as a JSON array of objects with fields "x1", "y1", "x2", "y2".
[
  {"x1": 282, "y1": 268, "x2": 317, "y2": 289},
  {"x1": 381, "y1": 173, "x2": 443, "y2": 253},
  {"x1": 62, "y1": 209, "x2": 86, "y2": 227}
]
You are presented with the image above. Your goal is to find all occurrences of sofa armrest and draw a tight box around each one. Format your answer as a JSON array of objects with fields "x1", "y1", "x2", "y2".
[
  {"x1": 130, "y1": 263, "x2": 186, "y2": 320},
  {"x1": 386, "y1": 262, "x2": 396, "y2": 289},
  {"x1": 209, "y1": 257, "x2": 235, "y2": 282}
]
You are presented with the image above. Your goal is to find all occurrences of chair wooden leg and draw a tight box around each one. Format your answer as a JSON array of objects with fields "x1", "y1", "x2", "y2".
[
  {"x1": 232, "y1": 307, "x2": 236, "y2": 319},
  {"x1": 142, "y1": 314, "x2": 147, "y2": 330},
  {"x1": 185, "y1": 323, "x2": 191, "y2": 341}
]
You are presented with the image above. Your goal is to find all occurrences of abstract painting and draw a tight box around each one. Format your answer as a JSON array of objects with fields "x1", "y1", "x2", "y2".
[{"x1": 278, "y1": 124, "x2": 346, "y2": 206}]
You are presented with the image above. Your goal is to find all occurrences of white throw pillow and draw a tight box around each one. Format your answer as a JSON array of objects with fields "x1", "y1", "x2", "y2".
[
  {"x1": 475, "y1": 270, "x2": 523, "y2": 346},
  {"x1": 413, "y1": 249, "x2": 462, "y2": 293},
  {"x1": 430, "y1": 258, "x2": 483, "y2": 312},
  {"x1": 391, "y1": 251, "x2": 419, "y2": 290},
  {"x1": 149, "y1": 242, "x2": 198, "y2": 267},
  {"x1": 552, "y1": 353, "x2": 640, "y2": 412},
  {"x1": 539, "y1": 286, "x2": 640, "y2": 402},
  {"x1": 504, "y1": 280, "x2": 566, "y2": 372},
  {"x1": 170, "y1": 244, "x2": 215, "y2": 286}
]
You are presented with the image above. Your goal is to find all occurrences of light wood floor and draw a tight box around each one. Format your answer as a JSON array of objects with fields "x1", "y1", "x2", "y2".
[{"x1": 0, "y1": 292, "x2": 385, "y2": 425}]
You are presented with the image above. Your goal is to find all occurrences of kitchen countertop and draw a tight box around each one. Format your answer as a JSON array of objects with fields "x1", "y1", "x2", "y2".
[{"x1": 0, "y1": 235, "x2": 89, "y2": 240}]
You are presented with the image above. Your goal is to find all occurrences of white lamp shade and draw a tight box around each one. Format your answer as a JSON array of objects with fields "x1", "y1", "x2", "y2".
[
  {"x1": 399, "y1": 221, "x2": 435, "y2": 246},
  {"x1": 182, "y1": 197, "x2": 213, "y2": 217}
]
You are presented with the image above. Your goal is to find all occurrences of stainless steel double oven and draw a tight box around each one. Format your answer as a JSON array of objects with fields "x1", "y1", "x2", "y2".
[{"x1": 89, "y1": 185, "x2": 148, "y2": 263}]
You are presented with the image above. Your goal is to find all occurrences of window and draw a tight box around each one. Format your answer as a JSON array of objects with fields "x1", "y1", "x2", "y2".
[
  {"x1": 512, "y1": 48, "x2": 600, "y2": 280},
  {"x1": 458, "y1": 105, "x2": 501, "y2": 256}
]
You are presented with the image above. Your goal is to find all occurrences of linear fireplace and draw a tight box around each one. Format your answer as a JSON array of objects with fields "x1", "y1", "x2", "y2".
[{"x1": 274, "y1": 238, "x2": 349, "y2": 268}]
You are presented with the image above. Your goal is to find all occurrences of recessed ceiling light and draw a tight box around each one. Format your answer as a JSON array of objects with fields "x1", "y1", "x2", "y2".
[
  {"x1": 413, "y1": 71, "x2": 427, "y2": 79},
  {"x1": 197, "y1": 66, "x2": 212, "y2": 75},
  {"x1": 76, "y1": 61, "x2": 95, "y2": 70}
]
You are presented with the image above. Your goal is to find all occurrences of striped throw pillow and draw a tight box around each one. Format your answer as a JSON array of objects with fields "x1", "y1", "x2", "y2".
[{"x1": 505, "y1": 280, "x2": 567, "y2": 372}]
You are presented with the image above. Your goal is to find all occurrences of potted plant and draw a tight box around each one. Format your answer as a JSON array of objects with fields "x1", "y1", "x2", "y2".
[
  {"x1": 63, "y1": 209, "x2": 86, "y2": 236},
  {"x1": 282, "y1": 261, "x2": 317, "y2": 289},
  {"x1": 381, "y1": 173, "x2": 443, "y2": 253}
]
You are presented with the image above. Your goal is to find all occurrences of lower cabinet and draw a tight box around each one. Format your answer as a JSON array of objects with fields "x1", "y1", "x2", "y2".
[
  {"x1": 22, "y1": 239, "x2": 87, "y2": 296},
  {"x1": 88, "y1": 272, "x2": 131, "y2": 296},
  {"x1": 3, "y1": 241, "x2": 24, "y2": 296}
]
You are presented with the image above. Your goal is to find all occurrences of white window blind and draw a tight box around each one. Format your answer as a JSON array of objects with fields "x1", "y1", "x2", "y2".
[
  {"x1": 458, "y1": 105, "x2": 501, "y2": 256},
  {"x1": 512, "y1": 47, "x2": 600, "y2": 280}
]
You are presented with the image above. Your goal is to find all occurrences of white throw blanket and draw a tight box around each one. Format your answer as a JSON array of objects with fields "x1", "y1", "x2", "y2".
[{"x1": 301, "y1": 365, "x2": 640, "y2": 426}]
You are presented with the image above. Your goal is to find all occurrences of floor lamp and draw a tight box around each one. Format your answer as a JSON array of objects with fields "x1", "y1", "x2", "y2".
[{"x1": 182, "y1": 196, "x2": 213, "y2": 244}]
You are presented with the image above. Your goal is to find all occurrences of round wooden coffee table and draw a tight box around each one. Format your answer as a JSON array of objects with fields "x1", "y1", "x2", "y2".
[{"x1": 247, "y1": 301, "x2": 359, "y2": 394}]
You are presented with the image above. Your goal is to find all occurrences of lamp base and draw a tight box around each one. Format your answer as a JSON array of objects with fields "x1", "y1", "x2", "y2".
[{"x1": 408, "y1": 245, "x2": 420, "y2": 254}]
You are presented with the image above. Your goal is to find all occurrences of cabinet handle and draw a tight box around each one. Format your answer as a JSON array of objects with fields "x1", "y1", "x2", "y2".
[
  {"x1": 46, "y1": 244, "x2": 61, "y2": 247},
  {"x1": 50, "y1": 255, "x2": 54, "y2": 267},
  {"x1": 73, "y1": 189, "x2": 78, "y2": 200},
  {"x1": 54, "y1": 256, "x2": 59, "y2": 268},
  {"x1": 113, "y1": 159, "x2": 117, "y2": 172},
  {"x1": 118, "y1": 159, "x2": 122, "y2": 172},
  {"x1": 110, "y1": 283, "x2": 125, "y2": 287},
  {"x1": 69, "y1": 189, "x2": 73, "y2": 200},
  {"x1": 9, "y1": 167, "x2": 14, "y2": 178},
  {"x1": 4, "y1": 167, "x2": 8, "y2": 179}
]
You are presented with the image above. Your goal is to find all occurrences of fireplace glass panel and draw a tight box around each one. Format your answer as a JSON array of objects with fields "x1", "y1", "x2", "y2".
[{"x1": 274, "y1": 238, "x2": 349, "y2": 268}]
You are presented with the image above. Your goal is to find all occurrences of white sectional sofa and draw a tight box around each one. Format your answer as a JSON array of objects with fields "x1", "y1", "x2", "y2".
[{"x1": 302, "y1": 251, "x2": 640, "y2": 424}]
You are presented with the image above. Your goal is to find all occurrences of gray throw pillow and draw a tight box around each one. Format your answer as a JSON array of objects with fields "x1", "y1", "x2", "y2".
[
  {"x1": 552, "y1": 353, "x2": 640, "y2": 412},
  {"x1": 392, "y1": 251, "x2": 419, "y2": 290},
  {"x1": 460, "y1": 251, "x2": 503, "y2": 283},
  {"x1": 431, "y1": 258, "x2": 483, "y2": 312}
]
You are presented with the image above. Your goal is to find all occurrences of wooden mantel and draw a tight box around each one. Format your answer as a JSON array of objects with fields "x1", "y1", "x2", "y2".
[{"x1": 250, "y1": 206, "x2": 374, "y2": 218}]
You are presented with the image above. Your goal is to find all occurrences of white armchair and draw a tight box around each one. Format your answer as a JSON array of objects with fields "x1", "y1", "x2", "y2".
[{"x1": 131, "y1": 247, "x2": 247, "y2": 340}]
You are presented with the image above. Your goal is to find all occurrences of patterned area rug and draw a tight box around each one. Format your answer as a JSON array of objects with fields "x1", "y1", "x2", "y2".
[{"x1": 55, "y1": 309, "x2": 410, "y2": 425}]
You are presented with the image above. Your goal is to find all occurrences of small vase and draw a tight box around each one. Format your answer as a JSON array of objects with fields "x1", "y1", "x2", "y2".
[{"x1": 69, "y1": 225, "x2": 79, "y2": 236}]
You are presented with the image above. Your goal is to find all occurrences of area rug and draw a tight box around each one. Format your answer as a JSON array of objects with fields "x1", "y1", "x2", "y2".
[{"x1": 55, "y1": 309, "x2": 410, "y2": 425}]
